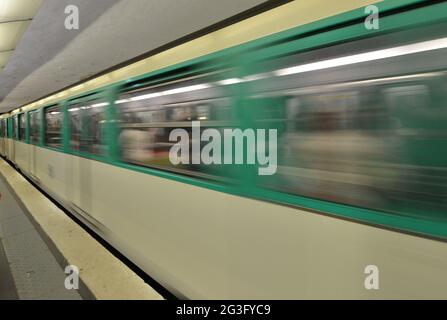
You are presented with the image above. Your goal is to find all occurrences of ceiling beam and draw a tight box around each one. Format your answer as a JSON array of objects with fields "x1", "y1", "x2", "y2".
[{"x1": 0, "y1": 18, "x2": 32, "y2": 24}]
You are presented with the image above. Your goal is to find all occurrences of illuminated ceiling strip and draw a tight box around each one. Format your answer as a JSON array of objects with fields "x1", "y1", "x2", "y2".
[
  {"x1": 274, "y1": 37, "x2": 447, "y2": 77},
  {"x1": 249, "y1": 71, "x2": 446, "y2": 99},
  {"x1": 217, "y1": 78, "x2": 243, "y2": 85},
  {"x1": 117, "y1": 36, "x2": 447, "y2": 105},
  {"x1": 14, "y1": 36, "x2": 447, "y2": 113},
  {"x1": 128, "y1": 84, "x2": 212, "y2": 102}
]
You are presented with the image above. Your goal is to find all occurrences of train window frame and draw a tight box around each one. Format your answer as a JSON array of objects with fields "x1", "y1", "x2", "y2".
[
  {"x1": 18, "y1": 113, "x2": 26, "y2": 142},
  {"x1": 12, "y1": 115, "x2": 18, "y2": 140},
  {"x1": 29, "y1": 109, "x2": 41, "y2": 145},
  {"x1": 6, "y1": 118, "x2": 10, "y2": 138},
  {"x1": 68, "y1": 98, "x2": 108, "y2": 156},
  {"x1": 0, "y1": 119, "x2": 4, "y2": 138},
  {"x1": 44, "y1": 105, "x2": 63, "y2": 149},
  {"x1": 116, "y1": 77, "x2": 235, "y2": 182}
]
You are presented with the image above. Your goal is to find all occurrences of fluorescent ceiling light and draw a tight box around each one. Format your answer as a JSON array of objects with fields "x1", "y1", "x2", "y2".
[
  {"x1": 275, "y1": 37, "x2": 447, "y2": 77},
  {"x1": 162, "y1": 84, "x2": 211, "y2": 95},
  {"x1": 118, "y1": 37, "x2": 447, "y2": 105},
  {"x1": 131, "y1": 92, "x2": 161, "y2": 102},
  {"x1": 243, "y1": 73, "x2": 270, "y2": 82},
  {"x1": 115, "y1": 99, "x2": 131, "y2": 104},
  {"x1": 217, "y1": 78, "x2": 243, "y2": 85},
  {"x1": 91, "y1": 102, "x2": 109, "y2": 108},
  {"x1": 130, "y1": 84, "x2": 212, "y2": 102}
]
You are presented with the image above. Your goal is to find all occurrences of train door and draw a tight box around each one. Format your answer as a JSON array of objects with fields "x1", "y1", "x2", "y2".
[
  {"x1": 29, "y1": 142, "x2": 37, "y2": 180},
  {"x1": 1, "y1": 119, "x2": 6, "y2": 156},
  {"x1": 66, "y1": 95, "x2": 107, "y2": 223},
  {"x1": 10, "y1": 115, "x2": 17, "y2": 163},
  {"x1": 28, "y1": 110, "x2": 40, "y2": 180},
  {"x1": 5, "y1": 118, "x2": 10, "y2": 159},
  {"x1": 66, "y1": 102, "x2": 88, "y2": 215},
  {"x1": 0, "y1": 119, "x2": 5, "y2": 156}
]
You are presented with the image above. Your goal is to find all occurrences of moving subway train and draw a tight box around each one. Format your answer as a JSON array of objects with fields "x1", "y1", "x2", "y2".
[{"x1": 1, "y1": 1, "x2": 447, "y2": 298}]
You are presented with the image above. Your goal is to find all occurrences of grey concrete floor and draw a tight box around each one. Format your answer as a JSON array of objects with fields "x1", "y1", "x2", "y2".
[{"x1": 0, "y1": 173, "x2": 81, "y2": 300}]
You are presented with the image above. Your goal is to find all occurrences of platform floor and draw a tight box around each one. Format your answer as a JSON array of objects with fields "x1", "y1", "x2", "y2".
[
  {"x1": 0, "y1": 234, "x2": 18, "y2": 299},
  {"x1": 0, "y1": 172, "x2": 81, "y2": 299},
  {"x1": 0, "y1": 158, "x2": 163, "y2": 300}
]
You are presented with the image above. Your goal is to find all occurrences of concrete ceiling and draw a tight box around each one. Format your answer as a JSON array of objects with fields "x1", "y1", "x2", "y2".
[
  {"x1": 0, "y1": 0, "x2": 266, "y2": 113},
  {"x1": 0, "y1": 0, "x2": 43, "y2": 70}
]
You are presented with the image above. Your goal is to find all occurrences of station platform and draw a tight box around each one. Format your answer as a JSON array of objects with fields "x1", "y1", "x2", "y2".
[{"x1": 0, "y1": 158, "x2": 163, "y2": 300}]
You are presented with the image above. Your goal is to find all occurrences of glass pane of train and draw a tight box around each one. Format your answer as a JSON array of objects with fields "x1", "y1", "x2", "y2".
[
  {"x1": 116, "y1": 72, "x2": 236, "y2": 180},
  {"x1": 29, "y1": 110, "x2": 41, "y2": 145},
  {"x1": 45, "y1": 105, "x2": 63, "y2": 148},
  {"x1": 243, "y1": 22, "x2": 447, "y2": 219},
  {"x1": 69, "y1": 100, "x2": 107, "y2": 155},
  {"x1": 13, "y1": 115, "x2": 18, "y2": 139},
  {"x1": 18, "y1": 113, "x2": 26, "y2": 141}
]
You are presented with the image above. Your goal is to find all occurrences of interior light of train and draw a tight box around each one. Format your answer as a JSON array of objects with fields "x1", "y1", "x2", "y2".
[
  {"x1": 69, "y1": 108, "x2": 80, "y2": 112},
  {"x1": 96, "y1": 37, "x2": 447, "y2": 109},
  {"x1": 243, "y1": 73, "x2": 270, "y2": 82},
  {"x1": 274, "y1": 37, "x2": 447, "y2": 77},
  {"x1": 115, "y1": 99, "x2": 131, "y2": 104},
  {"x1": 91, "y1": 102, "x2": 109, "y2": 108},
  {"x1": 163, "y1": 84, "x2": 212, "y2": 95},
  {"x1": 128, "y1": 84, "x2": 212, "y2": 102},
  {"x1": 351, "y1": 72, "x2": 445, "y2": 85},
  {"x1": 217, "y1": 78, "x2": 244, "y2": 85},
  {"x1": 130, "y1": 92, "x2": 161, "y2": 102}
]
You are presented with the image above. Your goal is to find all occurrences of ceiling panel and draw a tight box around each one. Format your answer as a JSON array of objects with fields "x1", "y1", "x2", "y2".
[
  {"x1": 0, "y1": 20, "x2": 30, "y2": 51},
  {"x1": 0, "y1": 0, "x2": 43, "y2": 21},
  {"x1": 0, "y1": 0, "x2": 42, "y2": 72},
  {"x1": 0, "y1": 50, "x2": 11, "y2": 68}
]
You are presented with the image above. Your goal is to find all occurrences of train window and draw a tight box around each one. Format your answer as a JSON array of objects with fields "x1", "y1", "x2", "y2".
[
  {"x1": 69, "y1": 100, "x2": 107, "y2": 155},
  {"x1": 69, "y1": 105, "x2": 81, "y2": 151},
  {"x1": 247, "y1": 63, "x2": 447, "y2": 218},
  {"x1": 13, "y1": 116, "x2": 18, "y2": 140},
  {"x1": 29, "y1": 110, "x2": 41, "y2": 145},
  {"x1": 116, "y1": 77, "x2": 232, "y2": 180},
  {"x1": 0, "y1": 119, "x2": 4, "y2": 138},
  {"x1": 45, "y1": 105, "x2": 63, "y2": 148},
  {"x1": 18, "y1": 113, "x2": 26, "y2": 141},
  {"x1": 6, "y1": 118, "x2": 10, "y2": 138}
]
